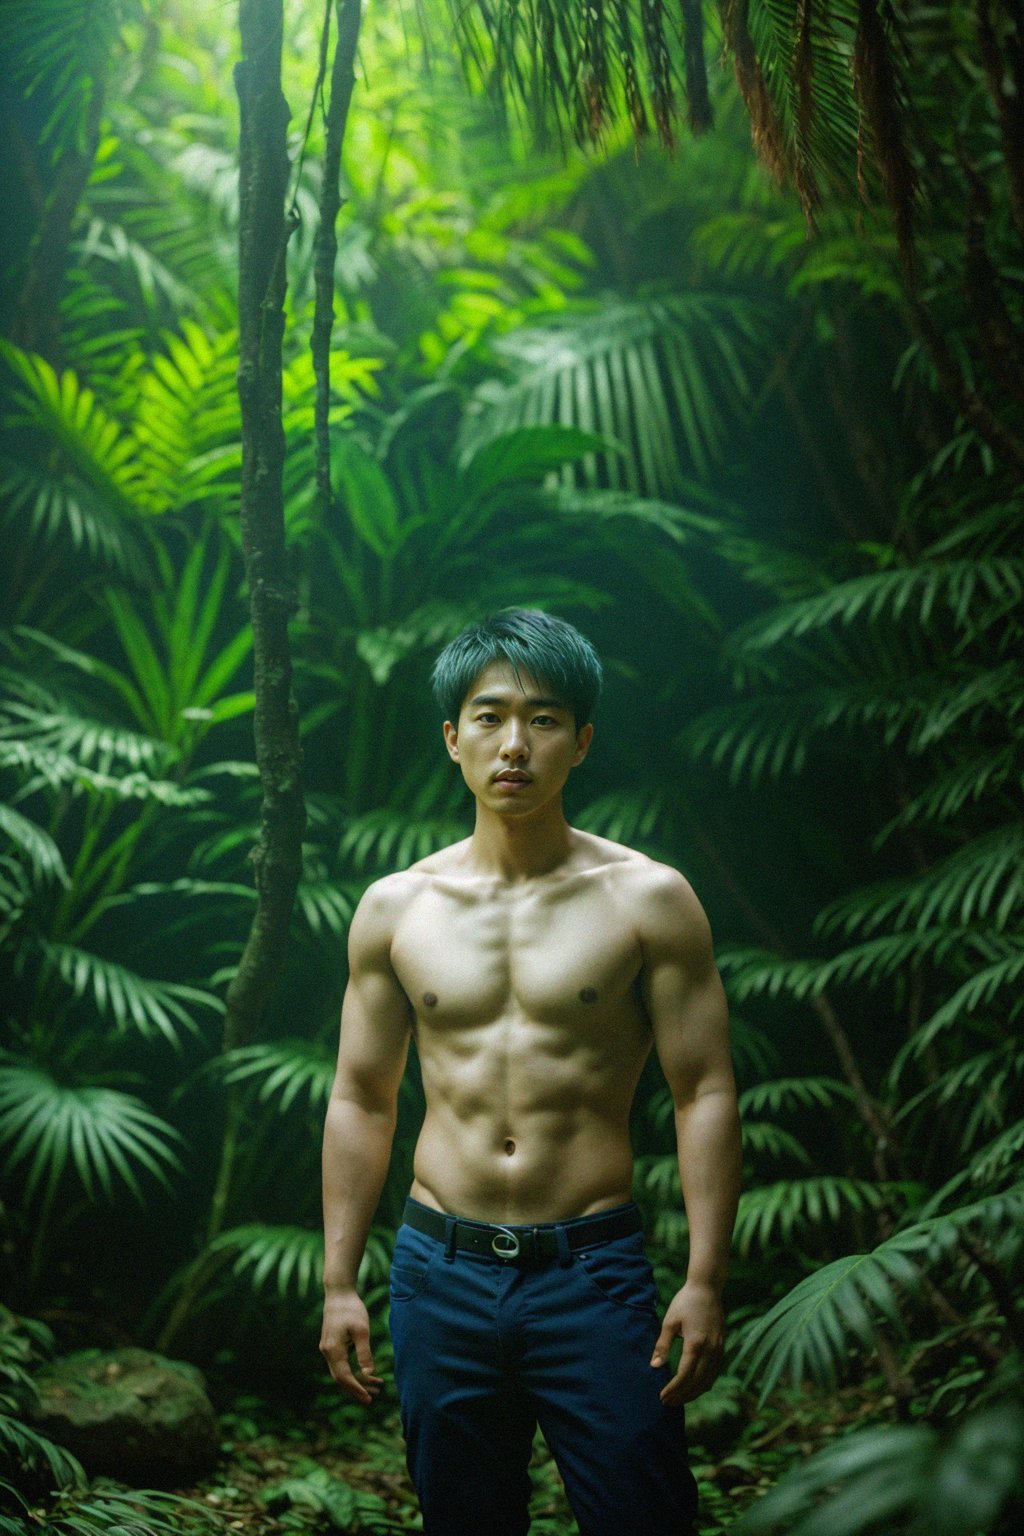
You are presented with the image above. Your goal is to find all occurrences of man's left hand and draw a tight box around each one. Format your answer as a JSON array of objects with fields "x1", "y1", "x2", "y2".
[{"x1": 650, "y1": 1279, "x2": 725, "y2": 1405}]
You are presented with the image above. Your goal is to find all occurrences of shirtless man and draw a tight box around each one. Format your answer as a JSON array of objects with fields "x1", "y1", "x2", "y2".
[{"x1": 319, "y1": 608, "x2": 742, "y2": 1536}]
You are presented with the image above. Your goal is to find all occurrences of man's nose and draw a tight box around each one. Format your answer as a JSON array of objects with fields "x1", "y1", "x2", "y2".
[{"x1": 500, "y1": 723, "x2": 529, "y2": 758}]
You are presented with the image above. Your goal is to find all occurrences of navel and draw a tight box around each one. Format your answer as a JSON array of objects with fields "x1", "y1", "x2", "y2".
[
  {"x1": 422, "y1": 992, "x2": 438, "y2": 1008},
  {"x1": 504, "y1": 1137, "x2": 516, "y2": 1156},
  {"x1": 579, "y1": 987, "x2": 598, "y2": 1004}
]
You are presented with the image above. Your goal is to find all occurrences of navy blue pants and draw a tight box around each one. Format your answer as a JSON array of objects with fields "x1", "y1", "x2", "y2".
[{"x1": 388, "y1": 1198, "x2": 698, "y2": 1536}]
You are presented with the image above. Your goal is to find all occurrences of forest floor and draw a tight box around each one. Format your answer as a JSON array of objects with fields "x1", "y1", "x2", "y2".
[{"x1": 33, "y1": 1372, "x2": 896, "y2": 1535}]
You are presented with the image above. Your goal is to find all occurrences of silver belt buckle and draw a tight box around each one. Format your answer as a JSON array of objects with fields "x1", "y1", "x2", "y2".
[{"x1": 491, "y1": 1226, "x2": 521, "y2": 1259}]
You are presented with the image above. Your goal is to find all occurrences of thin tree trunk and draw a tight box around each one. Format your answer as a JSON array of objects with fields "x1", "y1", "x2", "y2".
[
  {"x1": 156, "y1": 0, "x2": 303, "y2": 1353},
  {"x1": 224, "y1": 0, "x2": 305, "y2": 1058},
  {"x1": 313, "y1": 0, "x2": 362, "y2": 521}
]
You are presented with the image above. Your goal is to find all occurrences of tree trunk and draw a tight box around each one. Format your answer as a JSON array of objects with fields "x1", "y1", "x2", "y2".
[
  {"x1": 224, "y1": 0, "x2": 306, "y2": 1059},
  {"x1": 155, "y1": 0, "x2": 303, "y2": 1353}
]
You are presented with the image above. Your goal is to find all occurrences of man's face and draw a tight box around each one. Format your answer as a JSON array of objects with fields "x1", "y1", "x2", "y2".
[{"x1": 443, "y1": 661, "x2": 593, "y2": 815}]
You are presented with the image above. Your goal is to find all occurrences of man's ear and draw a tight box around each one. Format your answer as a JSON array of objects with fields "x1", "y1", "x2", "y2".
[
  {"x1": 443, "y1": 720, "x2": 459, "y2": 762},
  {"x1": 571, "y1": 722, "x2": 594, "y2": 767}
]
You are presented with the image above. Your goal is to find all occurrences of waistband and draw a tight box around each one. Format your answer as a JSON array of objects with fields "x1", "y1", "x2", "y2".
[{"x1": 401, "y1": 1195, "x2": 644, "y2": 1266}]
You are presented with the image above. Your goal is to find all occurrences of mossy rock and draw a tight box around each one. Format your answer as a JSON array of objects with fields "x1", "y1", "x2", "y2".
[{"x1": 27, "y1": 1346, "x2": 219, "y2": 1487}]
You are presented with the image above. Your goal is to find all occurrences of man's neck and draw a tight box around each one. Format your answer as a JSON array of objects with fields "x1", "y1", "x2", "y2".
[{"x1": 463, "y1": 800, "x2": 575, "y2": 883}]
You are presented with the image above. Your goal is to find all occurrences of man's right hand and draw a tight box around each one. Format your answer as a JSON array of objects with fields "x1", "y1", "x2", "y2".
[{"x1": 319, "y1": 1288, "x2": 383, "y2": 1405}]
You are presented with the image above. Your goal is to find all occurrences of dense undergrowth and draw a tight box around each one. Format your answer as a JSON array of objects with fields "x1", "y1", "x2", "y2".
[{"x1": 2, "y1": 2, "x2": 1022, "y2": 1532}]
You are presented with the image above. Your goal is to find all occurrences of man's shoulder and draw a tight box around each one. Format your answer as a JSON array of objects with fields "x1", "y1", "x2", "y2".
[
  {"x1": 352, "y1": 840, "x2": 472, "y2": 929},
  {"x1": 589, "y1": 840, "x2": 709, "y2": 945},
  {"x1": 578, "y1": 832, "x2": 697, "y2": 900}
]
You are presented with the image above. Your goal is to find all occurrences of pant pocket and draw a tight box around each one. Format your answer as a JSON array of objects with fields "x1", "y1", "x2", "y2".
[
  {"x1": 389, "y1": 1225, "x2": 441, "y2": 1301},
  {"x1": 574, "y1": 1232, "x2": 660, "y2": 1313}
]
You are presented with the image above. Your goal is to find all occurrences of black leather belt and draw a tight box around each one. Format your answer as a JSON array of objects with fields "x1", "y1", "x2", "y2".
[{"x1": 401, "y1": 1197, "x2": 644, "y2": 1264}]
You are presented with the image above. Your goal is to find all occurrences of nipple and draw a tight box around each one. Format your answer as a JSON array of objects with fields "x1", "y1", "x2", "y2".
[
  {"x1": 579, "y1": 987, "x2": 598, "y2": 1004},
  {"x1": 422, "y1": 992, "x2": 438, "y2": 1008},
  {"x1": 504, "y1": 1138, "x2": 516, "y2": 1156}
]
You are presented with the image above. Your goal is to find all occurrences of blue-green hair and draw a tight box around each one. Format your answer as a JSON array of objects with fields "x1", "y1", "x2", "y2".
[{"x1": 431, "y1": 609, "x2": 603, "y2": 729}]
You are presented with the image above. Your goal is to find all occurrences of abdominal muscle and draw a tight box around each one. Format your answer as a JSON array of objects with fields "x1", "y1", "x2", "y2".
[{"x1": 407, "y1": 1016, "x2": 650, "y2": 1224}]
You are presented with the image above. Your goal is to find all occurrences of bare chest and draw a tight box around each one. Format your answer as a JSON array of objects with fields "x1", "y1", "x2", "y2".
[{"x1": 390, "y1": 881, "x2": 644, "y2": 1030}]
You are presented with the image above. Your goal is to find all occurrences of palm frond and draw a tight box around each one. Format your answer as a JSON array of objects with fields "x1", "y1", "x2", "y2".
[
  {"x1": 0, "y1": 804, "x2": 69, "y2": 887},
  {"x1": 0, "y1": 455, "x2": 150, "y2": 582},
  {"x1": 816, "y1": 824, "x2": 1024, "y2": 938},
  {"x1": 739, "y1": 1076, "x2": 854, "y2": 1117},
  {"x1": 686, "y1": 660, "x2": 1022, "y2": 784},
  {"x1": 739, "y1": 1122, "x2": 812, "y2": 1168},
  {"x1": 0, "y1": 342, "x2": 156, "y2": 518},
  {"x1": 38, "y1": 942, "x2": 222, "y2": 1047},
  {"x1": 737, "y1": 1186, "x2": 1024, "y2": 1399},
  {"x1": 717, "y1": 929, "x2": 975, "y2": 1003},
  {"x1": 216, "y1": 1040, "x2": 336, "y2": 1114},
  {"x1": 459, "y1": 293, "x2": 766, "y2": 492},
  {"x1": 205, "y1": 1224, "x2": 325, "y2": 1303},
  {"x1": 874, "y1": 743, "x2": 1019, "y2": 840},
  {"x1": 338, "y1": 809, "x2": 468, "y2": 873},
  {"x1": 0, "y1": 1057, "x2": 185, "y2": 1205},
  {"x1": 729, "y1": 558, "x2": 1024, "y2": 652},
  {"x1": 0, "y1": 1412, "x2": 85, "y2": 1493},
  {"x1": 732, "y1": 1403, "x2": 1024, "y2": 1536},
  {"x1": 0, "y1": 0, "x2": 135, "y2": 160},
  {"x1": 575, "y1": 788, "x2": 668, "y2": 847},
  {"x1": 0, "y1": 674, "x2": 172, "y2": 773},
  {"x1": 889, "y1": 946, "x2": 1024, "y2": 1084},
  {"x1": 733, "y1": 1177, "x2": 888, "y2": 1259},
  {"x1": 294, "y1": 878, "x2": 359, "y2": 939}
]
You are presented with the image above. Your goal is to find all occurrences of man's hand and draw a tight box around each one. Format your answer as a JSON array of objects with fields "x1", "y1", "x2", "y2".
[
  {"x1": 650, "y1": 1279, "x2": 725, "y2": 1405},
  {"x1": 320, "y1": 1288, "x2": 384, "y2": 1406}
]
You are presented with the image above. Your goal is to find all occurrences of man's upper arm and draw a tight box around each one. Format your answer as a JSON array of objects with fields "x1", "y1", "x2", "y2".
[
  {"x1": 637, "y1": 865, "x2": 735, "y2": 1107},
  {"x1": 331, "y1": 877, "x2": 413, "y2": 1114}
]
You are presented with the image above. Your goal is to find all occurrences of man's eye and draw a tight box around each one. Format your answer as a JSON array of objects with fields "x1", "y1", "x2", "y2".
[
  {"x1": 533, "y1": 716, "x2": 556, "y2": 725},
  {"x1": 477, "y1": 713, "x2": 500, "y2": 723}
]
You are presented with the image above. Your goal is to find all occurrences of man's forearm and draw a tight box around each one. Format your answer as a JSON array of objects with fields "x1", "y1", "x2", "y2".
[
  {"x1": 675, "y1": 1088, "x2": 742, "y2": 1291},
  {"x1": 321, "y1": 1093, "x2": 396, "y2": 1293}
]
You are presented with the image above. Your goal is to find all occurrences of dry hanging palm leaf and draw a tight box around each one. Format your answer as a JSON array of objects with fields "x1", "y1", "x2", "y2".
[{"x1": 720, "y1": 0, "x2": 793, "y2": 190}]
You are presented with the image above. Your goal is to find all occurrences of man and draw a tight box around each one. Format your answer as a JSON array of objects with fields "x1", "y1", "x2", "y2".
[{"x1": 320, "y1": 608, "x2": 742, "y2": 1536}]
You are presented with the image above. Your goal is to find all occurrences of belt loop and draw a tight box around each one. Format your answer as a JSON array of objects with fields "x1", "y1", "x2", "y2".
[
  {"x1": 443, "y1": 1215, "x2": 457, "y2": 1263},
  {"x1": 556, "y1": 1223, "x2": 572, "y2": 1268}
]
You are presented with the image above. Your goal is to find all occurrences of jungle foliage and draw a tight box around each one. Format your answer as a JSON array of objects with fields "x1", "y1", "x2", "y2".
[{"x1": 1, "y1": 2, "x2": 1022, "y2": 1533}]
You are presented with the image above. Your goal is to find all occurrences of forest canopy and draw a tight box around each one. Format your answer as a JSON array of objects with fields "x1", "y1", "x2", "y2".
[{"x1": 1, "y1": 3, "x2": 1022, "y2": 1534}]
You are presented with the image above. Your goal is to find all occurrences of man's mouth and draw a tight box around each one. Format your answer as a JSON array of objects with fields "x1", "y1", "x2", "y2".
[{"x1": 495, "y1": 771, "x2": 532, "y2": 782}]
